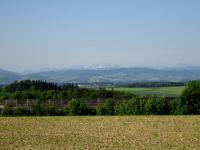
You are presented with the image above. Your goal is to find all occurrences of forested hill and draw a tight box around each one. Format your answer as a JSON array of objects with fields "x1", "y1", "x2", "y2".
[
  {"x1": 0, "y1": 69, "x2": 21, "y2": 85},
  {"x1": 25, "y1": 67, "x2": 200, "y2": 83}
]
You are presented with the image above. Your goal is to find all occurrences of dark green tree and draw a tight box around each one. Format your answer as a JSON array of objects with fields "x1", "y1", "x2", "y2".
[
  {"x1": 66, "y1": 99, "x2": 89, "y2": 115},
  {"x1": 96, "y1": 99, "x2": 114, "y2": 115},
  {"x1": 180, "y1": 80, "x2": 200, "y2": 114},
  {"x1": 144, "y1": 97, "x2": 166, "y2": 115}
]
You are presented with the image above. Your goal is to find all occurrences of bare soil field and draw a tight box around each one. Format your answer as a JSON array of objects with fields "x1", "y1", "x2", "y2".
[{"x1": 0, "y1": 116, "x2": 200, "y2": 149}]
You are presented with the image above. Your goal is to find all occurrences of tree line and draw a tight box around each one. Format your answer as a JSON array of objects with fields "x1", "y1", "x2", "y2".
[
  {"x1": 1, "y1": 80, "x2": 200, "y2": 116},
  {"x1": 0, "y1": 80, "x2": 132, "y2": 100},
  {"x1": 116, "y1": 82, "x2": 185, "y2": 88}
]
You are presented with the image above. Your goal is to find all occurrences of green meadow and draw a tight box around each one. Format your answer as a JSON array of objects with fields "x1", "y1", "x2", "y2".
[{"x1": 108, "y1": 86, "x2": 185, "y2": 97}]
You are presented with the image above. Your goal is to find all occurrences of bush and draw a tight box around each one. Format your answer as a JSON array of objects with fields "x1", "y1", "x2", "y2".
[
  {"x1": 126, "y1": 98, "x2": 146, "y2": 115},
  {"x1": 168, "y1": 98, "x2": 186, "y2": 115},
  {"x1": 66, "y1": 99, "x2": 89, "y2": 115},
  {"x1": 114, "y1": 102, "x2": 126, "y2": 115},
  {"x1": 31, "y1": 104, "x2": 48, "y2": 116},
  {"x1": 144, "y1": 97, "x2": 167, "y2": 115},
  {"x1": 2, "y1": 106, "x2": 13, "y2": 116},
  {"x1": 13, "y1": 108, "x2": 32, "y2": 116},
  {"x1": 96, "y1": 99, "x2": 114, "y2": 115},
  {"x1": 114, "y1": 98, "x2": 146, "y2": 115},
  {"x1": 46, "y1": 106, "x2": 65, "y2": 116}
]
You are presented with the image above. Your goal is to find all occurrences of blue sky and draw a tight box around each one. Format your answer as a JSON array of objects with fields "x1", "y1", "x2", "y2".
[{"x1": 0, "y1": 0, "x2": 200, "y2": 72}]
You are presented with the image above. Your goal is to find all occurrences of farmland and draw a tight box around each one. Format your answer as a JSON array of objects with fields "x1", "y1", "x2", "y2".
[
  {"x1": 108, "y1": 86, "x2": 185, "y2": 97},
  {"x1": 1, "y1": 116, "x2": 200, "y2": 149}
]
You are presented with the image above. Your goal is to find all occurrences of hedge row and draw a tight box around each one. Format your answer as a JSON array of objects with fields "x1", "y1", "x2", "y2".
[{"x1": 0, "y1": 97, "x2": 185, "y2": 116}]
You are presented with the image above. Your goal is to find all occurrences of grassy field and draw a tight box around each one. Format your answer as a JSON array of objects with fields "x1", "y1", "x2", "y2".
[
  {"x1": 108, "y1": 86, "x2": 185, "y2": 97},
  {"x1": 1, "y1": 116, "x2": 200, "y2": 149}
]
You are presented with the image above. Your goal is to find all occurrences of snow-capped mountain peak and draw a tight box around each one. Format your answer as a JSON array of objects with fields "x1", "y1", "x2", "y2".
[{"x1": 68, "y1": 63, "x2": 121, "y2": 70}]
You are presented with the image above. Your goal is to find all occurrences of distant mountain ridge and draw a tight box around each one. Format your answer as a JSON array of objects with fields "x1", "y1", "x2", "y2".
[
  {"x1": 1, "y1": 66, "x2": 200, "y2": 84},
  {"x1": 0, "y1": 69, "x2": 22, "y2": 85}
]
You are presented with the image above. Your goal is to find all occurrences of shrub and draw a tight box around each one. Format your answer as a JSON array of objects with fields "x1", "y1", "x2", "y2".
[
  {"x1": 125, "y1": 98, "x2": 146, "y2": 115},
  {"x1": 31, "y1": 104, "x2": 48, "y2": 116},
  {"x1": 114, "y1": 98, "x2": 144, "y2": 115},
  {"x1": 66, "y1": 99, "x2": 89, "y2": 115},
  {"x1": 144, "y1": 97, "x2": 167, "y2": 115},
  {"x1": 46, "y1": 106, "x2": 65, "y2": 116},
  {"x1": 13, "y1": 108, "x2": 32, "y2": 116},
  {"x1": 96, "y1": 99, "x2": 114, "y2": 115},
  {"x1": 2, "y1": 106, "x2": 13, "y2": 116},
  {"x1": 114, "y1": 102, "x2": 126, "y2": 115},
  {"x1": 168, "y1": 98, "x2": 187, "y2": 115}
]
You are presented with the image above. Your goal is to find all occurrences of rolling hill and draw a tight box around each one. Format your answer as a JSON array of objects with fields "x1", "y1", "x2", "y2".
[
  {"x1": 0, "y1": 69, "x2": 22, "y2": 85},
  {"x1": 24, "y1": 67, "x2": 200, "y2": 83},
  {"x1": 1, "y1": 66, "x2": 200, "y2": 84}
]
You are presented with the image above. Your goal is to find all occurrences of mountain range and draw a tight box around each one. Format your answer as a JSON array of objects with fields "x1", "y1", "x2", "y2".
[
  {"x1": 0, "y1": 69, "x2": 22, "y2": 85},
  {"x1": 1, "y1": 65, "x2": 200, "y2": 85}
]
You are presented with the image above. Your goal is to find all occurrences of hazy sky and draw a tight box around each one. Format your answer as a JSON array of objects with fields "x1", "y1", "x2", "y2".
[{"x1": 0, "y1": 0, "x2": 200, "y2": 72}]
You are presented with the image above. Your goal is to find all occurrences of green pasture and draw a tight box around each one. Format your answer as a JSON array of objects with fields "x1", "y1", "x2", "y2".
[{"x1": 108, "y1": 86, "x2": 185, "y2": 97}]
